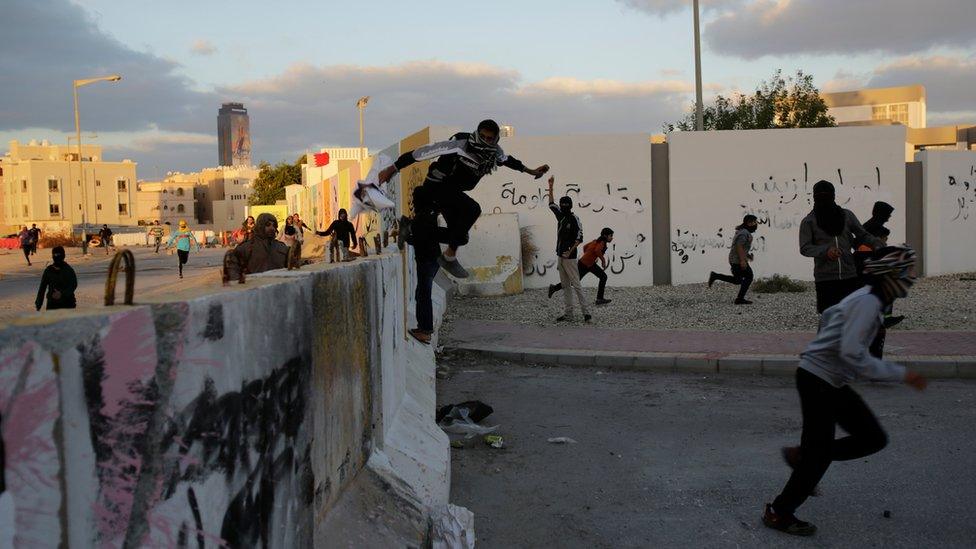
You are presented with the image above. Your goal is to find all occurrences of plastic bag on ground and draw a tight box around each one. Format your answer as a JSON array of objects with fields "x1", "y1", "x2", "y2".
[
  {"x1": 437, "y1": 404, "x2": 498, "y2": 439},
  {"x1": 431, "y1": 504, "x2": 476, "y2": 549}
]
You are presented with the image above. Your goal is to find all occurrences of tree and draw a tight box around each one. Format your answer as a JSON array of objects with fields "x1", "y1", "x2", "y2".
[
  {"x1": 248, "y1": 155, "x2": 305, "y2": 206},
  {"x1": 665, "y1": 69, "x2": 836, "y2": 132}
]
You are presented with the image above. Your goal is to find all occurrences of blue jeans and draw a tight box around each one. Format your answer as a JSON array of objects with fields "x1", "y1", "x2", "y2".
[{"x1": 415, "y1": 258, "x2": 440, "y2": 332}]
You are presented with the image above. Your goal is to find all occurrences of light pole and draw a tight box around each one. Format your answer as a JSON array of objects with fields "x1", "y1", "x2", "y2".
[
  {"x1": 66, "y1": 133, "x2": 97, "y2": 227},
  {"x1": 693, "y1": 0, "x2": 704, "y2": 131},
  {"x1": 74, "y1": 75, "x2": 121, "y2": 253},
  {"x1": 356, "y1": 96, "x2": 370, "y2": 159}
]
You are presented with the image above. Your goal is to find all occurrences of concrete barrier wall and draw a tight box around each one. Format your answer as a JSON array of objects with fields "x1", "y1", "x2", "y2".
[
  {"x1": 917, "y1": 149, "x2": 976, "y2": 276},
  {"x1": 0, "y1": 252, "x2": 449, "y2": 547},
  {"x1": 470, "y1": 133, "x2": 654, "y2": 288},
  {"x1": 455, "y1": 213, "x2": 523, "y2": 296},
  {"x1": 668, "y1": 126, "x2": 908, "y2": 284}
]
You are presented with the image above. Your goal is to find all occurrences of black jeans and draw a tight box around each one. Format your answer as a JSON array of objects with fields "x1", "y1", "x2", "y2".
[
  {"x1": 415, "y1": 258, "x2": 440, "y2": 332},
  {"x1": 713, "y1": 264, "x2": 753, "y2": 300},
  {"x1": 772, "y1": 368, "x2": 887, "y2": 516},
  {"x1": 424, "y1": 179, "x2": 481, "y2": 250},
  {"x1": 177, "y1": 250, "x2": 189, "y2": 275},
  {"x1": 814, "y1": 277, "x2": 864, "y2": 314},
  {"x1": 22, "y1": 246, "x2": 31, "y2": 263},
  {"x1": 552, "y1": 262, "x2": 609, "y2": 300}
]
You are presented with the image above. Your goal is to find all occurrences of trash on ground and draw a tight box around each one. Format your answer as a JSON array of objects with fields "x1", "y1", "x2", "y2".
[
  {"x1": 450, "y1": 440, "x2": 465, "y2": 449},
  {"x1": 484, "y1": 434, "x2": 504, "y2": 448},
  {"x1": 438, "y1": 400, "x2": 498, "y2": 438},
  {"x1": 547, "y1": 437, "x2": 578, "y2": 444},
  {"x1": 430, "y1": 504, "x2": 476, "y2": 549}
]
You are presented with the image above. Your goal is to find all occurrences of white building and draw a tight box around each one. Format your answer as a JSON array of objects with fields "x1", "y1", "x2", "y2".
[{"x1": 823, "y1": 85, "x2": 927, "y2": 129}]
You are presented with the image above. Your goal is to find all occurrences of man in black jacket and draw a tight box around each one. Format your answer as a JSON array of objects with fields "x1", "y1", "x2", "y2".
[
  {"x1": 548, "y1": 176, "x2": 590, "y2": 323},
  {"x1": 378, "y1": 119, "x2": 548, "y2": 278},
  {"x1": 35, "y1": 246, "x2": 77, "y2": 311}
]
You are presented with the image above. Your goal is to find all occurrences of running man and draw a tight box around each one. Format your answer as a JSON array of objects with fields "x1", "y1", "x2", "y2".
[
  {"x1": 763, "y1": 246, "x2": 927, "y2": 537},
  {"x1": 378, "y1": 119, "x2": 549, "y2": 278},
  {"x1": 35, "y1": 246, "x2": 77, "y2": 311},
  {"x1": 548, "y1": 227, "x2": 614, "y2": 306},
  {"x1": 708, "y1": 214, "x2": 759, "y2": 305},
  {"x1": 28, "y1": 224, "x2": 41, "y2": 256},
  {"x1": 165, "y1": 220, "x2": 201, "y2": 279},
  {"x1": 316, "y1": 208, "x2": 357, "y2": 261},
  {"x1": 149, "y1": 220, "x2": 164, "y2": 253}
]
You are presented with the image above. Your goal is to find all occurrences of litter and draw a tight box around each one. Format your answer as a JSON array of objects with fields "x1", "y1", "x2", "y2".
[
  {"x1": 547, "y1": 437, "x2": 578, "y2": 444},
  {"x1": 438, "y1": 400, "x2": 498, "y2": 438},
  {"x1": 430, "y1": 504, "x2": 476, "y2": 549},
  {"x1": 484, "y1": 435, "x2": 504, "y2": 448}
]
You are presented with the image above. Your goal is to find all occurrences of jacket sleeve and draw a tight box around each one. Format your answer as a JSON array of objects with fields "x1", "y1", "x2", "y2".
[
  {"x1": 65, "y1": 266, "x2": 78, "y2": 293},
  {"x1": 394, "y1": 140, "x2": 463, "y2": 171},
  {"x1": 35, "y1": 270, "x2": 49, "y2": 309},
  {"x1": 839, "y1": 298, "x2": 907, "y2": 382},
  {"x1": 573, "y1": 214, "x2": 583, "y2": 243},
  {"x1": 799, "y1": 218, "x2": 831, "y2": 258},
  {"x1": 846, "y1": 211, "x2": 884, "y2": 250},
  {"x1": 317, "y1": 220, "x2": 337, "y2": 237},
  {"x1": 499, "y1": 150, "x2": 526, "y2": 172},
  {"x1": 549, "y1": 203, "x2": 562, "y2": 220}
]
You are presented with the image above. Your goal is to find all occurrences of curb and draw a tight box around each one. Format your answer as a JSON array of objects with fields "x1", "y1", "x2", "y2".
[{"x1": 448, "y1": 344, "x2": 976, "y2": 380}]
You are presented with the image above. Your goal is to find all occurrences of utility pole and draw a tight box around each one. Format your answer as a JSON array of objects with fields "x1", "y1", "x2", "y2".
[
  {"x1": 693, "y1": 0, "x2": 704, "y2": 131},
  {"x1": 356, "y1": 96, "x2": 370, "y2": 159}
]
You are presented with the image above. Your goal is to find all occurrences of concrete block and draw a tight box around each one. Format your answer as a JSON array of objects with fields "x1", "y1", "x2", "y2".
[
  {"x1": 762, "y1": 357, "x2": 799, "y2": 376},
  {"x1": 594, "y1": 352, "x2": 636, "y2": 368},
  {"x1": 904, "y1": 360, "x2": 957, "y2": 379},
  {"x1": 674, "y1": 356, "x2": 718, "y2": 374},
  {"x1": 631, "y1": 353, "x2": 676, "y2": 372},
  {"x1": 717, "y1": 356, "x2": 763, "y2": 375},
  {"x1": 956, "y1": 359, "x2": 976, "y2": 379}
]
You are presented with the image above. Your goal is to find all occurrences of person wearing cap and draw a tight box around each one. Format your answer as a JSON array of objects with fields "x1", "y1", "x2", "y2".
[
  {"x1": 548, "y1": 227, "x2": 615, "y2": 306},
  {"x1": 35, "y1": 246, "x2": 77, "y2": 311},
  {"x1": 547, "y1": 175, "x2": 590, "y2": 322},
  {"x1": 799, "y1": 180, "x2": 884, "y2": 316},
  {"x1": 165, "y1": 219, "x2": 201, "y2": 279},
  {"x1": 763, "y1": 245, "x2": 927, "y2": 537}
]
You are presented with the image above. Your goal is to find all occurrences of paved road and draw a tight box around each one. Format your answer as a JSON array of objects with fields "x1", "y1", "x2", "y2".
[
  {"x1": 437, "y1": 351, "x2": 976, "y2": 548},
  {"x1": 0, "y1": 246, "x2": 228, "y2": 322}
]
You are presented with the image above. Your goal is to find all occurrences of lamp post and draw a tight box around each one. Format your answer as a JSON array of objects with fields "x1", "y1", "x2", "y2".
[
  {"x1": 356, "y1": 96, "x2": 370, "y2": 159},
  {"x1": 693, "y1": 0, "x2": 704, "y2": 131},
  {"x1": 74, "y1": 75, "x2": 121, "y2": 253}
]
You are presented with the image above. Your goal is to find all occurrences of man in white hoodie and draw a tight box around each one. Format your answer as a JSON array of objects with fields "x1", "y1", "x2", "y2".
[{"x1": 763, "y1": 245, "x2": 928, "y2": 537}]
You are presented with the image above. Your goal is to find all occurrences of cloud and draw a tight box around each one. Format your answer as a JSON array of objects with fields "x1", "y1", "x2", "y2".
[
  {"x1": 0, "y1": 0, "x2": 213, "y2": 134},
  {"x1": 617, "y1": 0, "x2": 742, "y2": 16},
  {"x1": 190, "y1": 39, "x2": 217, "y2": 56},
  {"x1": 706, "y1": 0, "x2": 976, "y2": 59}
]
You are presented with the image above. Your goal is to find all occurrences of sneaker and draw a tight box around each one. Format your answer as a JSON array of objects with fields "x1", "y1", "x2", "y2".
[
  {"x1": 781, "y1": 447, "x2": 821, "y2": 497},
  {"x1": 708, "y1": 272, "x2": 717, "y2": 288},
  {"x1": 398, "y1": 215, "x2": 413, "y2": 248},
  {"x1": 762, "y1": 504, "x2": 816, "y2": 536},
  {"x1": 883, "y1": 315, "x2": 905, "y2": 328},
  {"x1": 409, "y1": 329, "x2": 431, "y2": 345},
  {"x1": 548, "y1": 284, "x2": 557, "y2": 299},
  {"x1": 556, "y1": 315, "x2": 569, "y2": 322},
  {"x1": 595, "y1": 298, "x2": 612, "y2": 305},
  {"x1": 584, "y1": 314, "x2": 592, "y2": 322},
  {"x1": 438, "y1": 255, "x2": 469, "y2": 278},
  {"x1": 734, "y1": 298, "x2": 753, "y2": 305}
]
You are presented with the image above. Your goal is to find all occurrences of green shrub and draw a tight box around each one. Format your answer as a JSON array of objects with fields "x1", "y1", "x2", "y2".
[{"x1": 752, "y1": 274, "x2": 807, "y2": 293}]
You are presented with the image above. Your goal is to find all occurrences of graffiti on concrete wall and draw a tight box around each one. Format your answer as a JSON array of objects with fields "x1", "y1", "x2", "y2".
[{"x1": 947, "y1": 165, "x2": 976, "y2": 221}]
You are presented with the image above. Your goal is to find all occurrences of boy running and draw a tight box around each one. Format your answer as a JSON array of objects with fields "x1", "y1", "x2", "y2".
[
  {"x1": 548, "y1": 227, "x2": 614, "y2": 305},
  {"x1": 708, "y1": 214, "x2": 759, "y2": 305},
  {"x1": 165, "y1": 220, "x2": 201, "y2": 279},
  {"x1": 763, "y1": 245, "x2": 927, "y2": 537}
]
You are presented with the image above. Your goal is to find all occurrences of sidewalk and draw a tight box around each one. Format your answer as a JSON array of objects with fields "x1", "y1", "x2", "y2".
[{"x1": 443, "y1": 319, "x2": 976, "y2": 378}]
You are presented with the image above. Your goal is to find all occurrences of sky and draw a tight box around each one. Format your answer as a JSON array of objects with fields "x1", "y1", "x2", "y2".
[{"x1": 1, "y1": 0, "x2": 975, "y2": 174}]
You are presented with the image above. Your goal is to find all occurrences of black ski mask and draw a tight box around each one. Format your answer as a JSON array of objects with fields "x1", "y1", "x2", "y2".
[
  {"x1": 559, "y1": 196, "x2": 573, "y2": 214},
  {"x1": 812, "y1": 180, "x2": 845, "y2": 236},
  {"x1": 52, "y1": 246, "x2": 66, "y2": 267}
]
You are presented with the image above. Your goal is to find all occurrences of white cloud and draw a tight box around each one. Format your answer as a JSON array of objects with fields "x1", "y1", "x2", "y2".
[
  {"x1": 190, "y1": 39, "x2": 217, "y2": 56},
  {"x1": 617, "y1": 0, "x2": 742, "y2": 16},
  {"x1": 706, "y1": 0, "x2": 976, "y2": 58}
]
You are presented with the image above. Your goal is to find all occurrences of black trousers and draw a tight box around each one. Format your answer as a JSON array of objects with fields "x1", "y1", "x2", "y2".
[
  {"x1": 814, "y1": 277, "x2": 864, "y2": 314},
  {"x1": 423, "y1": 179, "x2": 481, "y2": 250},
  {"x1": 713, "y1": 264, "x2": 753, "y2": 300},
  {"x1": 177, "y1": 250, "x2": 189, "y2": 274},
  {"x1": 552, "y1": 262, "x2": 609, "y2": 300},
  {"x1": 772, "y1": 368, "x2": 887, "y2": 516}
]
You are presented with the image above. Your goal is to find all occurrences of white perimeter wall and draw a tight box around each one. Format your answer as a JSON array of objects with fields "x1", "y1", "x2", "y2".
[
  {"x1": 469, "y1": 133, "x2": 653, "y2": 288},
  {"x1": 917, "y1": 149, "x2": 976, "y2": 276},
  {"x1": 669, "y1": 126, "x2": 907, "y2": 284}
]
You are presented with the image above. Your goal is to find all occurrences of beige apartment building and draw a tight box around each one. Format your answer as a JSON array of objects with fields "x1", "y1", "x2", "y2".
[
  {"x1": 0, "y1": 140, "x2": 137, "y2": 232},
  {"x1": 136, "y1": 180, "x2": 196, "y2": 225}
]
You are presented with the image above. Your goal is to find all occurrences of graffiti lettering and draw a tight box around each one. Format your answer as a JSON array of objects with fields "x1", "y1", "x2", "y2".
[{"x1": 946, "y1": 169, "x2": 976, "y2": 222}]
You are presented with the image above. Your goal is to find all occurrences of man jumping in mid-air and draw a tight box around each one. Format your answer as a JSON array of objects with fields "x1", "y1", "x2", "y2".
[{"x1": 378, "y1": 119, "x2": 549, "y2": 278}]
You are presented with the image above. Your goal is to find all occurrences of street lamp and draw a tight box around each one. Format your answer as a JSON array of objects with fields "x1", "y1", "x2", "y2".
[
  {"x1": 74, "y1": 75, "x2": 121, "y2": 253},
  {"x1": 356, "y1": 96, "x2": 370, "y2": 159},
  {"x1": 693, "y1": 0, "x2": 704, "y2": 131}
]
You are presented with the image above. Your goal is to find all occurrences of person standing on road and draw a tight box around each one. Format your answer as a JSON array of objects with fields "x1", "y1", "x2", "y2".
[
  {"x1": 316, "y1": 208, "x2": 357, "y2": 261},
  {"x1": 763, "y1": 246, "x2": 927, "y2": 537},
  {"x1": 149, "y1": 220, "x2": 164, "y2": 253},
  {"x1": 548, "y1": 227, "x2": 615, "y2": 306},
  {"x1": 18, "y1": 227, "x2": 32, "y2": 266},
  {"x1": 98, "y1": 224, "x2": 113, "y2": 255},
  {"x1": 547, "y1": 176, "x2": 590, "y2": 323},
  {"x1": 28, "y1": 224, "x2": 41, "y2": 256},
  {"x1": 799, "y1": 181, "x2": 883, "y2": 316},
  {"x1": 708, "y1": 214, "x2": 759, "y2": 305},
  {"x1": 165, "y1": 220, "x2": 200, "y2": 279},
  {"x1": 35, "y1": 246, "x2": 77, "y2": 311},
  {"x1": 292, "y1": 212, "x2": 311, "y2": 244}
]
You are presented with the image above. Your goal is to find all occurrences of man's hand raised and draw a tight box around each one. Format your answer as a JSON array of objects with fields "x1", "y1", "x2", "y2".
[{"x1": 526, "y1": 165, "x2": 550, "y2": 179}]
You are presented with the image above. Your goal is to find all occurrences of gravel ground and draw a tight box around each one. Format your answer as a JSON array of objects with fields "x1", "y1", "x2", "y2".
[{"x1": 443, "y1": 273, "x2": 976, "y2": 333}]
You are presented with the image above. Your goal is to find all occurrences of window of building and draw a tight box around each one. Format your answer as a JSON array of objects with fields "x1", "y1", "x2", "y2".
[
  {"x1": 163, "y1": 205, "x2": 169, "y2": 210},
  {"x1": 871, "y1": 106, "x2": 887, "y2": 121},
  {"x1": 177, "y1": 204, "x2": 185, "y2": 213},
  {"x1": 96, "y1": 180, "x2": 101, "y2": 187},
  {"x1": 48, "y1": 179, "x2": 59, "y2": 192},
  {"x1": 117, "y1": 179, "x2": 127, "y2": 192},
  {"x1": 23, "y1": 205, "x2": 29, "y2": 216},
  {"x1": 176, "y1": 188, "x2": 184, "y2": 196},
  {"x1": 49, "y1": 204, "x2": 60, "y2": 214},
  {"x1": 890, "y1": 103, "x2": 909, "y2": 124},
  {"x1": 118, "y1": 203, "x2": 128, "y2": 215},
  {"x1": 97, "y1": 203, "x2": 102, "y2": 211},
  {"x1": 21, "y1": 180, "x2": 27, "y2": 192}
]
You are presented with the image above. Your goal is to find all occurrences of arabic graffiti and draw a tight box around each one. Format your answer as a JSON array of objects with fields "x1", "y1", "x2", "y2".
[
  {"x1": 947, "y1": 166, "x2": 976, "y2": 222},
  {"x1": 498, "y1": 181, "x2": 645, "y2": 214}
]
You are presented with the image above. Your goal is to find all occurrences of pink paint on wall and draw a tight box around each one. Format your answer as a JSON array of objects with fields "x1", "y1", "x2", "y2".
[{"x1": 100, "y1": 309, "x2": 159, "y2": 417}]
